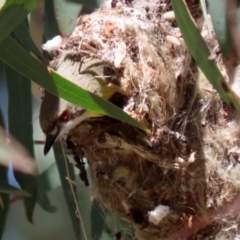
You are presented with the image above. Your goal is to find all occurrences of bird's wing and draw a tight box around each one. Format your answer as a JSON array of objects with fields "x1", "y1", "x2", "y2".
[{"x1": 57, "y1": 57, "x2": 116, "y2": 100}]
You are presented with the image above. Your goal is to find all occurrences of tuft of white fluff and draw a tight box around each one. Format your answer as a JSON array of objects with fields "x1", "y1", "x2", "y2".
[
  {"x1": 148, "y1": 205, "x2": 170, "y2": 225},
  {"x1": 42, "y1": 35, "x2": 62, "y2": 53}
]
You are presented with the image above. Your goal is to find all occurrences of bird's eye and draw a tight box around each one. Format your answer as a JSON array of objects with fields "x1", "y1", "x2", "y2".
[{"x1": 60, "y1": 110, "x2": 70, "y2": 121}]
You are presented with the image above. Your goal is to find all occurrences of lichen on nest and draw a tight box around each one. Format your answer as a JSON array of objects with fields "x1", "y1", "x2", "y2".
[{"x1": 44, "y1": 0, "x2": 240, "y2": 239}]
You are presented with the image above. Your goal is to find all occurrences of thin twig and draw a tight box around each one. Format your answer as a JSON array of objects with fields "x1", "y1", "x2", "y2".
[{"x1": 61, "y1": 143, "x2": 88, "y2": 240}]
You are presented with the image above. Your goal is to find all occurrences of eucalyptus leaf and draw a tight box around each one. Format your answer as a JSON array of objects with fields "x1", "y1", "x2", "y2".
[
  {"x1": 0, "y1": 35, "x2": 149, "y2": 133},
  {"x1": 91, "y1": 200, "x2": 106, "y2": 240},
  {"x1": 14, "y1": 20, "x2": 45, "y2": 62},
  {"x1": 38, "y1": 163, "x2": 61, "y2": 191},
  {"x1": 53, "y1": 0, "x2": 82, "y2": 36},
  {"x1": 171, "y1": 0, "x2": 240, "y2": 114},
  {"x1": 208, "y1": 0, "x2": 233, "y2": 57},
  {"x1": 44, "y1": 0, "x2": 60, "y2": 40},
  {"x1": 0, "y1": 0, "x2": 39, "y2": 41},
  {"x1": 5, "y1": 63, "x2": 37, "y2": 224},
  {"x1": 0, "y1": 0, "x2": 38, "y2": 11},
  {"x1": 36, "y1": 176, "x2": 58, "y2": 213},
  {"x1": 50, "y1": 70, "x2": 149, "y2": 133},
  {"x1": 53, "y1": 142, "x2": 81, "y2": 239}
]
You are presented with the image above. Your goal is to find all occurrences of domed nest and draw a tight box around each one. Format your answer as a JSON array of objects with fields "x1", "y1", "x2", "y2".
[{"x1": 44, "y1": 0, "x2": 240, "y2": 239}]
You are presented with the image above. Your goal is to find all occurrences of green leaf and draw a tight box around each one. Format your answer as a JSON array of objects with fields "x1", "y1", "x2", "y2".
[
  {"x1": 0, "y1": 35, "x2": 149, "y2": 133},
  {"x1": 171, "y1": 0, "x2": 240, "y2": 114},
  {"x1": 5, "y1": 64, "x2": 37, "y2": 224},
  {"x1": 208, "y1": 0, "x2": 233, "y2": 57},
  {"x1": 38, "y1": 163, "x2": 61, "y2": 191},
  {"x1": 0, "y1": 0, "x2": 38, "y2": 11},
  {"x1": 0, "y1": 0, "x2": 39, "y2": 41},
  {"x1": 53, "y1": 142, "x2": 81, "y2": 239},
  {"x1": 91, "y1": 200, "x2": 106, "y2": 239},
  {"x1": 53, "y1": 0, "x2": 82, "y2": 36},
  {"x1": 50, "y1": 70, "x2": 149, "y2": 133},
  {"x1": 36, "y1": 164, "x2": 58, "y2": 211},
  {"x1": 36, "y1": 176, "x2": 57, "y2": 213},
  {"x1": 14, "y1": 20, "x2": 45, "y2": 62},
  {"x1": 200, "y1": 0, "x2": 212, "y2": 38},
  {"x1": 43, "y1": 0, "x2": 60, "y2": 40}
]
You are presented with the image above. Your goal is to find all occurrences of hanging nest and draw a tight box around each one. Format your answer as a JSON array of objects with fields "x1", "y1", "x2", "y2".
[{"x1": 43, "y1": 0, "x2": 240, "y2": 239}]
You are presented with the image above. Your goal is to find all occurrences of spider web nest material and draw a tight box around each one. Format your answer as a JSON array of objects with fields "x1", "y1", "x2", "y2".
[{"x1": 45, "y1": 0, "x2": 240, "y2": 239}]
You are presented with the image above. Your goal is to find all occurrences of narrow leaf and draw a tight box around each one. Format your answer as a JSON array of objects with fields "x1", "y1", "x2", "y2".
[
  {"x1": 5, "y1": 64, "x2": 37, "y2": 223},
  {"x1": 44, "y1": 0, "x2": 60, "y2": 40},
  {"x1": 200, "y1": 0, "x2": 212, "y2": 38},
  {"x1": 91, "y1": 200, "x2": 106, "y2": 239},
  {"x1": 36, "y1": 177, "x2": 57, "y2": 213},
  {"x1": 53, "y1": 142, "x2": 81, "y2": 239},
  {"x1": 0, "y1": 0, "x2": 38, "y2": 11},
  {"x1": 171, "y1": 0, "x2": 240, "y2": 114},
  {"x1": 208, "y1": 0, "x2": 233, "y2": 57},
  {"x1": 53, "y1": 0, "x2": 82, "y2": 36},
  {"x1": 0, "y1": 0, "x2": 39, "y2": 41},
  {"x1": 50, "y1": 70, "x2": 149, "y2": 132},
  {"x1": 0, "y1": 35, "x2": 149, "y2": 133},
  {"x1": 14, "y1": 20, "x2": 45, "y2": 62},
  {"x1": 38, "y1": 163, "x2": 61, "y2": 191}
]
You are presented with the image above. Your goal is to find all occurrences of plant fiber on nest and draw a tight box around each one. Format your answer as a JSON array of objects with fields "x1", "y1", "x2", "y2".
[{"x1": 44, "y1": 0, "x2": 240, "y2": 239}]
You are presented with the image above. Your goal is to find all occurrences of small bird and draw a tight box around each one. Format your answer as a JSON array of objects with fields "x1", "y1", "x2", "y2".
[{"x1": 39, "y1": 56, "x2": 118, "y2": 155}]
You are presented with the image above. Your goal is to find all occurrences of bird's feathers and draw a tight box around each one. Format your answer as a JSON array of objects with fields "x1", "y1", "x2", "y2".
[
  {"x1": 57, "y1": 57, "x2": 116, "y2": 100},
  {"x1": 40, "y1": 56, "x2": 117, "y2": 136}
]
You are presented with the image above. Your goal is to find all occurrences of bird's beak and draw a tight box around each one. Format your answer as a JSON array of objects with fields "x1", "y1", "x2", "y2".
[{"x1": 44, "y1": 133, "x2": 58, "y2": 155}]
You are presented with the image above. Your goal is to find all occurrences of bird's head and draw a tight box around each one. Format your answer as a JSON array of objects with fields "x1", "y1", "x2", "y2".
[{"x1": 39, "y1": 91, "x2": 89, "y2": 155}]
